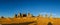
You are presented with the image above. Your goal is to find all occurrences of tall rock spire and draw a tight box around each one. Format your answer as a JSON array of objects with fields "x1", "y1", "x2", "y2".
[
  {"x1": 14, "y1": 14, "x2": 17, "y2": 18},
  {"x1": 45, "y1": 14, "x2": 48, "y2": 18},
  {"x1": 17, "y1": 12, "x2": 22, "y2": 17},
  {"x1": 17, "y1": 13, "x2": 20, "y2": 17},
  {"x1": 49, "y1": 13, "x2": 52, "y2": 19},
  {"x1": 27, "y1": 13, "x2": 32, "y2": 17}
]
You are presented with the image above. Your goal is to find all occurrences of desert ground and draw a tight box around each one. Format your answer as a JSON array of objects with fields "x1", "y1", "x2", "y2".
[{"x1": 0, "y1": 17, "x2": 60, "y2": 25}]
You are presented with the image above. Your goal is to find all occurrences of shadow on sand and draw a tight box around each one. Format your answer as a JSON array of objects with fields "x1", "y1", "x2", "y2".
[{"x1": 47, "y1": 22, "x2": 52, "y2": 25}]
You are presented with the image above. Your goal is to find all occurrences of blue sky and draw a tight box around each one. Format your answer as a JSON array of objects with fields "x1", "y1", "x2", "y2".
[{"x1": 0, "y1": 0, "x2": 60, "y2": 18}]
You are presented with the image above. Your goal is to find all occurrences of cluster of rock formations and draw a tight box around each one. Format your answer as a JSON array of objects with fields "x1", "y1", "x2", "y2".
[
  {"x1": 14, "y1": 13, "x2": 33, "y2": 18},
  {"x1": 0, "y1": 12, "x2": 52, "y2": 18},
  {"x1": 0, "y1": 13, "x2": 60, "y2": 25}
]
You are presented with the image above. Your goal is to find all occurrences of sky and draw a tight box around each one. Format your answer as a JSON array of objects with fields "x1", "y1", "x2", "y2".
[{"x1": 0, "y1": 0, "x2": 60, "y2": 18}]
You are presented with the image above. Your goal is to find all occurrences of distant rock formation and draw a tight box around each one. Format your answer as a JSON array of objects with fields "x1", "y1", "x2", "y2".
[
  {"x1": 13, "y1": 12, "x2": 53, "y2": 18},
  {"x1": 45, "y1": 14, "x2": 48, "y2": 18},
  {"x1": 14, "y1": 14, "x2": 17, "y2": 18},
  {"x1": 1, "y1": 16, "x2": 4, "y2": 18},
  {"x1": 27, "y1": 13, "x2": 32, "y2": 17},
  {"x1": 49, "y1": 13, "x2": 52, "y2": 19},
  {"x1": 22, "y1": 14, "x2": 27, "y2": 17}
]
